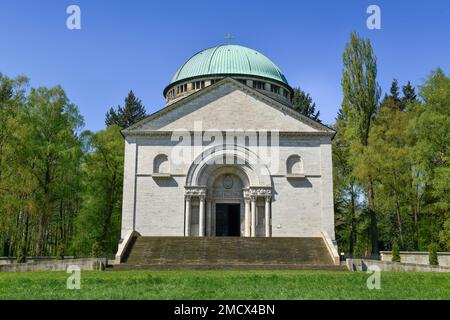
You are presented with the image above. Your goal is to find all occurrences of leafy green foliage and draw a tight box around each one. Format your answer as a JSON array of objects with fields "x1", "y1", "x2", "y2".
[
  {"x1": 22, "y1": 86, "x2": 84, "y2": 255},
  {"x1": 341, "y1": 32, "x2": 381, "y2": 147},
  {"x1": 0, "y1": 73, "x2": 124, "y2": 259},
  {"x1": 91, "y1": 241, "x2": 102, "y2": 258},
  {"x1": 15, "y1": 246, "x2": 27, "y2": 263},
  {"x1": 340, "y1": 32, "x2": 381, "y2": 256},
  {"x1": 439, "y1": 219, "x2": 450, "y2": 250},
  {"x1": 391, "y1": 240, "x2": 401, "y2": 262},
  {"x1": 428, "y1": 243, "x2": 439, "y2": 266},
  {"x1": 72, "y1": 125, "x2": 124, "y2": 256},
  {"x1": 0, "y1": 76, "x2": 84, "y2": 257},
  {"x1": 56, "y1": 243, "x2": 65, "y2": 260},
  {"x1": 335, "y1": 34, "x2": 449, "y2": 257}
]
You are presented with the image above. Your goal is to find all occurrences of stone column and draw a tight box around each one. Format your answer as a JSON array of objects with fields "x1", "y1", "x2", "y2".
[
  {"x1": 251, "y1": 196, "x2": 257, "y2": 237},
  {"x1": 244, "y1": 198, "x2": 251, "y2": 237},
  {"x1": 265, "y1": 196, "x2": 271, "y2": 237},
  {"x1": 199, "y1": 195, "x2": 206, "y2": 237},
  {"x1": 184, "y1": 196, "x2": 191, "y2": 236},
  {"x1": 206, "y1": 199, "x2": 212, "y2": 236}
]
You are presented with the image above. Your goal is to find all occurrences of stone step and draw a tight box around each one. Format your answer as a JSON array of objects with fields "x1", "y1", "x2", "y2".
[
  {"x1": 115, "y1": 236, "x2": 338, "y2": 270},
  {"x1": 115, "y1": 263, "x2": 347, "y2": 271}
]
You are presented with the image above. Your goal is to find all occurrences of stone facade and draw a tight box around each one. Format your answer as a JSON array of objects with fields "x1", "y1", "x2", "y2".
[{"x1": 119, "y1": 78, "x2": 336, "y2": 246}]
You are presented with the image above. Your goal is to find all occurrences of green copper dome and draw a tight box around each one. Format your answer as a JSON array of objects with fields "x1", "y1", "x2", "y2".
[{"x1": 168, "y1": 45, "x2": 289, "y2": 86}]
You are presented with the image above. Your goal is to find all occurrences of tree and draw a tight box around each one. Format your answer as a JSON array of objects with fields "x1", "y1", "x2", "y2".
[
  {"x1": 369, "y1": 95, "x2": 416, "y2": 248},
  {"x1": 333, "y1": 113, "x2": 362, "y2": 257},
  {"x1": 390, "y1": 79, "x2": 400, "y2": 102},
  {"x1": 291, "y1": 87, "x2": 321, "y2": 122},
  {"x1": 22, "y1": 86, "x2": 84, "y2": 255},
  {"x1": 439, "y1": 219, "x2": 450, "y2": 251},
  {"x1": 0, "y1": 77, "x2": 84, "y2": 258},
  {"x1": 105, "y1": 90, "x2": 147, "y2": 129},
  {"x1": 402, "y1": 81, "x2": 417, "y2": 105},
  {"x1": 341, "y1": 32, "x2": 381, "y2": 257},
  {"x1": 391, "y1": 240, "x2": 401, "y2": 262},
  {"x1": 72, "y1": 125, "x2": 124, "y2": 256},
  {"x1": 381, "y1": 79, "x2": 404, "y2": 111},
  {"x1": 0, "y1": 74, "x2": 29, "y2": 257},
  {"x1": 428, "y1": 243, "x2": 439, "y2": 266},
  {"x1": 409, "y1": 69, "x2": 450, "y2": 250},
  {"x1": 371, "y1": 79, "x2": 428, "y2": 251}
]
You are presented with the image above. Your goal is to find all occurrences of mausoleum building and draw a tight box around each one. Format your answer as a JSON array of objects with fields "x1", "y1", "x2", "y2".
[{"x1": 115, "y1": 44, "x2": 339, "y2": 267}]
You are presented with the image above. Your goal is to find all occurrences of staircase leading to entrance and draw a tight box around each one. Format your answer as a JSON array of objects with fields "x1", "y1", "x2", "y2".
[{"x1": 114, "y1": 237, "x2": 345, "y2": 270}]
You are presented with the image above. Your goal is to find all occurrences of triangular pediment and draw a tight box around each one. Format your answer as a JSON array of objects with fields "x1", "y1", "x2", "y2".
[{"x1": 123, "y1": 78, "x2": 334, "y2": 135}]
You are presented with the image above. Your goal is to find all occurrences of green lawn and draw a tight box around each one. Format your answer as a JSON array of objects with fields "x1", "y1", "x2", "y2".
[{"x1": 0, "y1": 270, "x2": 449, "y2": 300}]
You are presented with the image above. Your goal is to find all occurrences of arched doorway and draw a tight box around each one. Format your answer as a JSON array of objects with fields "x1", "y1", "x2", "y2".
[
  {"x1": 208, "y1": 168, "x2": 247, "y2": 237},
  {"x1": 184, "y1": 145, "x2": 273, "y2": 237}
]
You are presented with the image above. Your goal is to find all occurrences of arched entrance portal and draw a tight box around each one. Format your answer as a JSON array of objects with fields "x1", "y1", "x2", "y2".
[
  {"x1": 208, "y1": 167, "x2": 247, "y2": 237},
  {"x1": 184, "y1": 145, "x2": 273, "y2": 237}
]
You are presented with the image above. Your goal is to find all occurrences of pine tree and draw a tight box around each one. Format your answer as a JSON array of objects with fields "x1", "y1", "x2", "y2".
[
  {"x1": 105, "y1": 90, "x2": 147, "y2": 129},
  {"x1": 105, "y1": 107, "x2": 121, "y2": 127},
  {"x1": 291, "y1": 87, "x2": 321, "y2": 122},
  {"x1": 390, "y1": 79, "x2": 400, "y2": 101},
  {"x1": 402, "y1": 81, "x2": 417, "y2": 105},
  {"x1": 381, "y1": 79, "x2": 403, "y2": 110}
]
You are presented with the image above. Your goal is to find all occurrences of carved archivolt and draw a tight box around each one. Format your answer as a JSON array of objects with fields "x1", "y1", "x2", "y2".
[{"x1": 185, "y1": 144, "x2": 272, "y2": 187}]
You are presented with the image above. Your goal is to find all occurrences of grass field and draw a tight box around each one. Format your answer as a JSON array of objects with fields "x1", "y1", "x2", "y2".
[{"x1": 0, "y1": 270, "x2": 449, "y2": 300}]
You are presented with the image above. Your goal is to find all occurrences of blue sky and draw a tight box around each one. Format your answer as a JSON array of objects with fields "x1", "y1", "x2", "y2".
[{"x1": 1, "y1": 0, "x2": 449, "y2": 131}]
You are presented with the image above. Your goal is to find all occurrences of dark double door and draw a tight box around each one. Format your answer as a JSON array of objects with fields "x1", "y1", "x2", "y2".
[{"x1": 215, "y1": 203, "x2": 240, "y2": 236}]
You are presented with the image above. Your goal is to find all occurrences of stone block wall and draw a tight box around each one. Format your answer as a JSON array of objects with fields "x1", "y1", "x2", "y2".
[
  {"x1": 0, "y1": 258, "x2": 107, "y2": 272},
  {"x1": 380, "y1": 251, "x2": 450, "y2": 266},
  {"x1": 347, "y1": 258, "x2": 450, "y2": 272}
]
